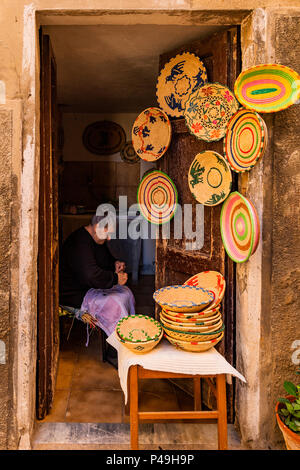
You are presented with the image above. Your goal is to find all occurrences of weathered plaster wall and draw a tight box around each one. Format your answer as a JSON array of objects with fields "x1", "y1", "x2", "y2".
[
  {"x1": 268, "y1": 13, "x2": 300, "y2": 446},
  {"x1": 237, "y1": 9, "x2": 300, "y2": 450},
  {"x1": 0, "y1": 0, "x2": 300, "y2": 450}
]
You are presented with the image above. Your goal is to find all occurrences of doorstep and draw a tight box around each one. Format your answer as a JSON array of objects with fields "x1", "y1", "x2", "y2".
[{"x1": 32, "y1": 422, "x2": 246, "y2": 450}]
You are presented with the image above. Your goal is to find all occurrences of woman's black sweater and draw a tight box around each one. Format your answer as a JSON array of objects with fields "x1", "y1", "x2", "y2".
[{"x1": 59, "y1": 226, "x2": 118, "y2": 308}]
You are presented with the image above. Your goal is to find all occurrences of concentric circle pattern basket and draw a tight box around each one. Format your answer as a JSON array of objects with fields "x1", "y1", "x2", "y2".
[
  {"x1": 164, "y1": 331, "x2": 224, "y2": 352},
  {"x1": 116, "y1": 315, "x2": 162, "y2": 343},
  {"x1": 153, "y1": 285, "x2": 214, "y2": 312},
  {"x1": 160, "y1": 314, "x2": 223, "y2": 332}
]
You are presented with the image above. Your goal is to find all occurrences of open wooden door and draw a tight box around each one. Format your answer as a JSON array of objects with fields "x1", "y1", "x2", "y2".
[
  {"x1": 156, "y1": 28, "x2": 240, "y2": 422},
  {"x1": 37, "y1": 32, "x2": 60, "y2": 420}
]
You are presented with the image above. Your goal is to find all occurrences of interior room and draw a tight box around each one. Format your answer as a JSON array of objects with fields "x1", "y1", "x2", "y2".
[{"x1": 39, "y1": 23, "x2": 229, "y2": 426}]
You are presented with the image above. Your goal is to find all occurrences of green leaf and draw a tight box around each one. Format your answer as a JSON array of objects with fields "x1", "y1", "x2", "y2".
[
  {"x1": 278, "y1": 398, "x2": 291, "y2": 404},
  {"x1": 280, "y1": 409, "x2": 289, "y2": 417},
  {"x1": 293, "y1": 404, "x2": 300, "y2": 410},
  {"x1": 286, "y1": 415, "x2": 291, "y2": 425},
  {"x1": 292, "y1": 410, "x2": 300, "y2": 418},
  {"x1": 284, "y1": 381, "x2": 298, "y2": 397},
  {"x1": 286, "y1": 402, "x2": 294, "y2": 413},
  {"x1": 288, "y1": 421, "x2": 299, "y2": 432}
]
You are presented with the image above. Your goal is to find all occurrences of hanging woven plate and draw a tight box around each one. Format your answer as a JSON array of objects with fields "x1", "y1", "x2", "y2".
[
  {"x1": 184, "y1": 82, "x2": 239, "y2": 142},
  {"x1": 224, "y1": 108, "x2": 267, "y2": 172},
  {"x1": 137, "y1": 170, "x2": 178, "y2": 225},
  {"x1": 247, "y1": 198, "x2": 260, "y2": 255},
  {"x1": 153, "y1": 285, "x2": 214, "y2": 313},
  {"x1": 120, "y1": 141, "x2": 140, "y2": 164},
  {"x1": 220, "y1": 191, "x2": 260, "y2": 263},
  {"x1": 188, "y1": 151, "x2": 232, "y2": 206},
  {"x1": 156, "y1": 52, "x2": 208, "y2": 118},
  {"x1": 184, "y1": 271, "x2": 226, "y2": 309},
  {"x1": 234, "y1": 64, "x2": 300, "y2": 113},
  {"x1": 132, "y1": 107, "x2": 171, "y2": 162}
]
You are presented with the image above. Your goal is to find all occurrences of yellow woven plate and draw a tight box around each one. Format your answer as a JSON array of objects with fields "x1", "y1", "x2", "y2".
[
  {"x1": 184, "y1": 271, "x2": 226, "y2": 309},
  {"x1": 188, "y1": 151, "x2": 232, "y2": 206},
  {"x1": 184, "y1": 83, "x2": 239, "y2": 141},
  {"x1": 164, "y1": 331, "x2": 224, "y2": 352},
  {"x1": 156, "y1": 52, "x2": 208, "y2": 118}
]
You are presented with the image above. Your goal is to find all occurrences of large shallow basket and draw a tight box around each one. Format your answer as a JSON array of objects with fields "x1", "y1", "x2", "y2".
[
  {"x1": 116, "y1": 329, "x2": 163, "y2": 354},
  {"x1": 162, "y1": 323, "x2": 225, "y2": 342},
  {"x1": 164, "y1": 331, "x2": 224, "y2": 352},
  {"x1": 153, "y1": 285, "x2": 214, "y2": 313},
  {"x1": 116, "y1": 315, "x2": 162, "y2": 343},
  {"x1": 161, "y1": 309, "x2": 222, "y2": 326}
]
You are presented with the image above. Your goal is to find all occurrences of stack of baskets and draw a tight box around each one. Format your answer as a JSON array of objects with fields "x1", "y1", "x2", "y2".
[
  {"x1": 115, "y1": 314, "x2": 163, "y2": 354},
  {"x1": 153, "y1": 271, "x2": 226, "y2": 352}
]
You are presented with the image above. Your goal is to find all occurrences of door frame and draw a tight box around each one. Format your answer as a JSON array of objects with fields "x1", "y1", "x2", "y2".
[{"x1": 16, "y1": 6, "x2": 269, "y2": 449}]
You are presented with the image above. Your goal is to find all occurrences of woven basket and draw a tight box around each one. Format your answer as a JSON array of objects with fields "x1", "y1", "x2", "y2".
[
  {"x1": 162, "y1": 305, "x2": 221, "y2": 319},
  {"x1": 161, "y1": 309, "x2": 222, "y2": 325},
  {"x1": 162, "y1": 307, "x2": 221, "y2": 323},
  {"x1": 116, "y1": 329, "x2": 163, "y2": 354},
  {"x1": 153, "y1": 285, "x2": 214, "y2": 313},
  {"x1": 164, "y1": 331, "x2": 224, "y2": 352},
  {"x1": 162, "y1": 323, "x2": 225, "y2": 342},
  {"x1": 160, "y1": 314, "x2": 223, "y2": 332},
  {"x1": 116, "y1": 315, "x2": 162, "y2": 343}
]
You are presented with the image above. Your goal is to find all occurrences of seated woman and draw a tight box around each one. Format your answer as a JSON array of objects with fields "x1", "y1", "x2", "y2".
[{"x1": 59, "y1": 212, "x2": 135, "y2": 364}]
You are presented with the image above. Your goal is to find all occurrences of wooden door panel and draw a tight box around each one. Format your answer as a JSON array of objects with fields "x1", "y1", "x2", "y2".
[
  {"x1": 37, "y1": 33, "x2": 59, "y2": 420},
  {"x1": 156, "y1": 28, "x2": 240, "y2": 422}
]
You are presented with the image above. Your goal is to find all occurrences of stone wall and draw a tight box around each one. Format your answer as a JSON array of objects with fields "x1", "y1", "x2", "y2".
[{"x1": 269, "y1": 13, "x2": 300, "y2": 446}]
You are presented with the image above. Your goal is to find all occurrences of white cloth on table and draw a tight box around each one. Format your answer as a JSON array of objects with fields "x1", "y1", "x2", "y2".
[
  {"x1": 107, "y1": 331, "x2": 246, "y2": 404},
  {"x1": 81, "y1": 285, "x2": 135, "y2": 337}
]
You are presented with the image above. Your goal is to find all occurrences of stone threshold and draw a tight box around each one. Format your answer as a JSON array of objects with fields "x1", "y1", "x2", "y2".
[{"x1": 32, "y1": 422, "x2": 245, "y2": 450}]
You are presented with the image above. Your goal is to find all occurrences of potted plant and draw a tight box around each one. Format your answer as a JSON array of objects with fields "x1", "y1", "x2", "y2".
[{"x1": 275, "y1": 370, "x2": 300, "y2": 450}]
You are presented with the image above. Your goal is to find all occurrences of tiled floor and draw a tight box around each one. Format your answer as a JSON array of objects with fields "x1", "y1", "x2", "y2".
[
  {"x1": 40, "y1": 275, "x2": 194, "y2": 424},
  {"x1": 36, "y1": 274, "x2": 244, "y2": 449}
]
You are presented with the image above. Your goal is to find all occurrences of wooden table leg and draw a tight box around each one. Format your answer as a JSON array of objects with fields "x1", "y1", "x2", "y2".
[
  {"x1": 130, "y1": 365, "x2": 139, "y2": 450},
  {"x1": 193, "y1": 377, "x2": 202, "y2": 411},
  {"x1": 216, "y1": 374, "x2": 228, "y2": 450}
]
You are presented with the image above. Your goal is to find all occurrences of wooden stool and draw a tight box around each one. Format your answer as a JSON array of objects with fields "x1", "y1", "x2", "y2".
[{"x1": 129, "y1": 365, "x2": 228, "y2": 450}]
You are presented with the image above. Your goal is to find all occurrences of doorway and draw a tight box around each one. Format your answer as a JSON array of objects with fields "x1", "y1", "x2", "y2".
[{"x1": 37, "y1": 23, "x2": 239, "y2": 428}]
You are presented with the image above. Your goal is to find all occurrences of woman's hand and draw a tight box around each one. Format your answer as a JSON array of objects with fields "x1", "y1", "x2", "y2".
[
  {"x1": 115, "y1": 260, "x2": 126, "y2": 273},
  {"x1": 117, "y1": 272, "x2": 128, "y2": 285}
]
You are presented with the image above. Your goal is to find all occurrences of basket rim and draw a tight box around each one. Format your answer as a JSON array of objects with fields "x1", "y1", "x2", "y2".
[
  {"x1": 116, "y1": 314, "x2": 162, "y2": 343},
  {"x1": 153, "y1": 285, "x2": 214, "y2": 308},
  {"x1": 162, "y1": 323, "x2": 225, "y2": 336}
]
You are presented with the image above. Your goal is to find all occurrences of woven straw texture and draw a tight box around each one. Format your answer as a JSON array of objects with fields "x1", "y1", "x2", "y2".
[
  {"x1": 164, "y1": 331, "x2": 224, "y2": 352},
  {"x1": 153, "y1": 284, "x2": 214, "y2": 312},
  {"x1": 132, "y1": 107, "x2": 171, "y2": 162},
  {"x1": 162, "y1": 323, "x2": 225, "y2": 342},
  {"x1": 234, "y1": 64, "x2": 300, "y2": 113},
  {"x1": 160, "y1": 316, "x2": 223, "y2": 334},
  {"x1": 184, "y1": 83, "x2": 239, "y2": 141},
  {"x1": 188, "y1": 151, "x2": 232, "y2": 206},
  {"x1": 162, "y1": 305, "x2": 221, "y2": 320},
  {"x1": 156, "y1": 52, "x2": 208, "y2": 118},
  {"x1": 116, "y1": 315, "x2": 162, "y2": 343},
  {"x1": 184, "y1": 270, "x2": 226, "y2": 309},
  {"x1": 116, "y1": 329, "x2": 163, "y2": 354}
]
